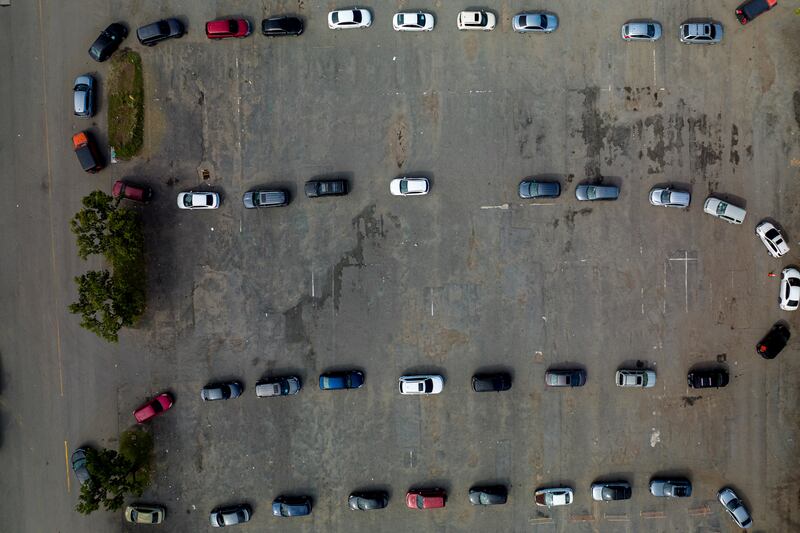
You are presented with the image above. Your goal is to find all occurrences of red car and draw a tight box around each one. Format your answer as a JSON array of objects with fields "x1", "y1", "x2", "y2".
[
  {"x1": 133, "y1": 393, "x2": 174, "y2": 423},
  {"x1": 205, "y1": 18, "x2": 251, "y2": 39},
  {"x1": 113, "y1": 180, "x2": 152, "y2": 203},
  {"x1": 405, "y1": 488, "x2": 446, "y2": 510},
  {"x1": 735, "y1": 0, "x2": 777, "y2": 24}
]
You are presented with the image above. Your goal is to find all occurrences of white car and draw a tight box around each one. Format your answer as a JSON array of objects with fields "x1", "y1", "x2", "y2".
[
  {"x1": 177, "y1": 191, "x2": 220, "y2": 210},
  {"x1": 328, "y1": 8, "x2": 372, "y2": 29},
  {"x1": 703, "y1": 196, "x2": 746, "y2": 224},
  {"x1": 779, "y1": 268, "x2": 800, "y2": 311},
  {"x1": 615, "y1": 369, "x2": 656, "y2": 388},
  {"x1": 457, "y1": 10, "x2": 495, "y2": 31},
  {"x1": 390, "y1": 177, "x2": 430, "y2": 196},
  {"x1": 393, "y1": 12, "x2": 434, "y2": 31},
  {"x1": 717, "y1": 487, "x2": 752, "y2": 529},
  {"x1": 755, "y1": 221, "x2": 789, "y2": 258},
  {"x1": 399, "y1": 375, "x2": 444, "y2": 395},
  {"x1": 534, "y1": 487, "x2": 573, "y2": 507}
]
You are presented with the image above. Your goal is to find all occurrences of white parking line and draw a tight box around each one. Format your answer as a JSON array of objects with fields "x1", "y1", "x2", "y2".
[
  {"x1": 480, "y1": 204, "x2": 509, "y2": 210},
  {"x1": 669, "y1": 252, "x2": 697, "y2": 313}
]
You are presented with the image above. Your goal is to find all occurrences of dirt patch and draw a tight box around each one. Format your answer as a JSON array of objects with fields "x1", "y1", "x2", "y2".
[
  {"x1": 107, "y1": 50, "x2": 144, "y2": 160},
  {"x1": 388, "y1": 114, "x2": 409, "y2": 169},
  {"x1": 422, "y1": 91, "x2": 440, "y2": 124},
  {"x1": 462, "y1": 34, "x2": 478, "y2": 62}
]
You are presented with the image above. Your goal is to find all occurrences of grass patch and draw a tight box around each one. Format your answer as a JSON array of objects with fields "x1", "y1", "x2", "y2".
[{"x1": 107, "y1": 50, "x2": 144, "y2": 160}]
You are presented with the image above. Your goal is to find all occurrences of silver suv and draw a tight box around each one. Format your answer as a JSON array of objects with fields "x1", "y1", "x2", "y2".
[
  {"x1": 680, "y1": 21, "x2": 723, "y2": 44},
  {"x1": 615, "y1": 369, "x2": 656, "y2": 388}
]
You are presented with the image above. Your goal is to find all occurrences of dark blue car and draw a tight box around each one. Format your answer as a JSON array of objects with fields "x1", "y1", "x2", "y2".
[
  {"x1": 272, "y1": 496, "x2": 312, "y2": 517},
  {"x1": 319, "y1": 371, "x2": 364, "y2": 390}
]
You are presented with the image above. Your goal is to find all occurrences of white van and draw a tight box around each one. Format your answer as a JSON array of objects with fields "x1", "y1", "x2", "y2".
[{"x1": 703, "y1": 197, "x2": 746, "y2": 224}]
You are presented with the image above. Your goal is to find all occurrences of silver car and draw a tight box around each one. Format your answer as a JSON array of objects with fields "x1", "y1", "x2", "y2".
[
  {"x1": 718, "y1": 487, "x2": 752, "y2": 529},
  {"x1": 575, "y1": 184, "x2": 619, "y2": 201},
  {"x1": 615, "y1": 369, "x2": 656, "y2": 388},
  {"x1": 621, "y1": 20, "x2": 662, "y2": 41},
  {"x1": 649, "y1": 187, "x2": 690, "y2": 208},
  {"x1": 513, "y1": 12, "x2": 558, "y2": 33},
  {"x1": 255, "y1": 376, "x2": 301, "y2": 397},
  {"x1": 680, "y1": 21, "x2": 723, "y2": 44},
  {"x1": 73, "y1": 74, "x2": 96, "y2": 117},
  {"x1": 201, "y1": 381, "x2": 243, "y2": 401}
]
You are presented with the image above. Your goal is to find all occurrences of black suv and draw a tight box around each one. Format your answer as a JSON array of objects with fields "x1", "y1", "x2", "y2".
[
  {"x1": 472, "y1": 373, "x2": 512, "y2": 392},
  {"x1": 687, "y1": 368, "x2": 729, "y2": 389},
  {"x1": 88, "y1": 22, "x2": 127, "y2": 62},
  {"x1": 262, "y1": 16, "x2": 304, "y2": 36},
  {"x1": 756, "y1": 322, "x2": 790, "y2": 359},
  {"x1": 136, "y1": 19, "x2": 185, "y2": 46},
  {"x1": 243, "y1": 190, "x2": 289, "y2": 208},
  {"x1": 305, "y1": 179, "x2": 348, "y2": 198}
]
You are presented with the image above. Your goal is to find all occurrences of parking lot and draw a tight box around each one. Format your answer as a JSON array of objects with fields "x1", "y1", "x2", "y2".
[{"x1": 3, "y1": 0, "x2": 800, "y2": 532}]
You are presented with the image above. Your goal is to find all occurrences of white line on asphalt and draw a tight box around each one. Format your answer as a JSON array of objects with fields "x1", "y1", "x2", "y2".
[
  {"x1": 311, "y1": 271, "x2": 315, "y2": 298},
  {"x1": 663, "y1": 263, "x2": 667, "y2": 314},
  {"x1": 669, "y1": 253, "x2": 696, "y2": 313},
  {"x1": 64, "y1": 440, "x2": 70, "y2": 493},
  {"x1": 641, "y1": 287, "x2": 644, "y2": 315},
  {"x1": 652, "y1": 49, "x2": 657, "y2": 87},
  {"x1": 480, "y1": 204, "x2": 509, "y2": 210}
]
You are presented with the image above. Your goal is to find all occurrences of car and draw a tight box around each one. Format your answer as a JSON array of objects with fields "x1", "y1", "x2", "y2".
[
  {"x1": 133, "y1": 393, "x2": 174, "y2": 423},
  {"x1": 756, "y1": 322, "x2": 790, "y2": 359},
  {"x1": 255, "y1": 376, "x2": 301, "y2": 397},
  {"x1": 512, "y1": 12, "x2": 558, "y2": 33},
  {"x1": 518, "y1": 180, "x2": 561, "y2": 199},
  {"x1": 649, "y1": 478, "x2": 692, "y2": 498},
  {"x1": 621, "y1": 21, "x2": 662, "y2": 41},
  {"x1": 72, "y1": 131, "x2": 104, "y2": 173},
  {"x1": 242, "y1": 190, "x2": 289, "y2": 208},
  {"x1": 272, "y1": 495, "x2": 312, "y2": 517},
  {"x1": 718, "y1": 487, "x2": 752, "y2": 528},
  {"x1": 319, "y1": 370, "x2": 364, "y2": 390},
  {"x1": 328, "y1": 8, "x2": 372, "y2": 30},
  {"x1": 534, "y1": 487, "x2": 573, "y2": 507},
  {"x1": 468, "y1": 485, "x2": 507, "y2": 505},
  {"x1": 575, "y1": 184, "x2": 619, "y2": 201},
  {"x1": 71, "y1": 447, "x2": 91, "y2": 485},
  {"x1": 210, "y1": 504, "x2": 251, "y2": 527},
  {"x1": 136, "y1": 18, "x2": 185, "y2": 46},
  {"x1": 591, "y1": 481, "x2": 632, "y2": 501},
  {"x1": 544, "y1": 369, "x2": 586, "y2": 387},
  {"x1": 348, "y1": 491, "x2": 389, "y2": 511},
  {"x1": 393, "y1": 12, "x2": 435, "y2": 31},
  {"x1": 687, "y1": 369, "x2": 729, "y2": 388},
  {"x1": 113, "y1": 180, "x2": 152, "y2": 203},
  {"x1": 406, "y1": 488, "x2": 445, "y2": 509},
  {"x1": 390, "y1": 177, "x2": 430, "y2": 196},
  {"x1": 471, "y1": 373, "x2": 511, "y2": 392},
  {"x1": 88, "y1": 22, "x2": 127, "y2": 62},
  {"x1": 201, "y1": 381, "x2": 243, "y2": 401},
  {"x1": 399, "y1": 375, "x2": 444, "y2": 395},
  {"x1": 736, "y1": 0, "x2": 777, "y2": 25},
  {"x1": 780, "y1": 268, "x2": 800, "y2": 311},
  {"x1": 649, "y1": 187, "x2": 690, "y2": 208},
  {"x1": 703, "y1": 196, "x2": 746, "y2": 224},
  {"x1": 615, "y1": 369, "x2": 656, "y2": 388},
  {"x1": 457, "y1": 10, "x2": 496, "y2": 31},
  {"x1": 177, "y1": 191, "x2": 220, "y2": 210},
  {"x1": 305, "y1": 179, "x2": 348, "y2": 198},
  {"x1": 205, "y1": 19, "x2": 251, "y2": 39},
  {"x1": 679, "y1": 21, "x2": 723, "y2": 44},
  {"x1": 125, "y1": 504, "x2": 166, "y2": 524},
  {"x1": 261, "y1": 16, "x2": 304, "y2": 36},
  {"x1": 755, "y1": 221, "x2": 789, "y2": 258},
  {"x1": 73, "y1": 74, "x2": 95, "y2": 117}
]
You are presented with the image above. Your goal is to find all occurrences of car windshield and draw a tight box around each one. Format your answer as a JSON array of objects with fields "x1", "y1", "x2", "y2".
[
  {"x1": 416, "y1": 495, "x2": 424, "y2": 507},
  {"x1": 352, "y1": 11, "x2": 362, "y2": 23},
  {"x1": 708, "y1": 26, "x2": 716, "y2": 38},
  {"x1": 587, "y1": 186, "x2": 596, "y2": 199},
  {"x1": 400, "y1": 180, "x2": 409, "y2": 194},
  {"x1": 416, "y1": 14, "x2": 426, "y2": 26},
  {"x1": 229, "y1": 20, "x2": 239, "y2": 33},
  {"x1": 331, "y1": 13, "x2": 339, "y2": 24},
  {"x1": 765, "y1": 228, "x2": 779, "y2": 239},
  {"x1": 647, "y1": 25, "x2": 655, "y2": 37},
  {"x1": 397, "y1": 14, "x2": 405, "y2": 25},
  {"x1": 151, "y1": 400, "x2": 163, "y2": 412},
  {"x1": 424, "y1": 380, "x2": 433, "y2": 393},
  {"x1": 182, "y1": 195, "x2": 193, "y2": 207},
  {"x1": 539, "y1": 16, "x2": 547, "y2": 29},
  {"x1": 660, "y1": 190, "x2": 671, "y2": 203},
  {"x1": 716, "y1": 202, "x2": 727, "y2": 215}
]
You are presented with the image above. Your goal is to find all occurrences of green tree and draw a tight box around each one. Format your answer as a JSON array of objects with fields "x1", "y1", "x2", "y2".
[
  {"x1": 70, "y1": 191, "x2": 115, "y2": 260},
  {"x1": 76, "y1": 442, "x2": 152, "y2": 515},
  {"x1": 68, "y1": 270, "x2": 120, "y2": 342}
]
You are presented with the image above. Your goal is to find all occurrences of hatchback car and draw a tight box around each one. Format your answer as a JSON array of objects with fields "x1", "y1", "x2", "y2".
[
  {"x1": 88, "y1": 22, "x2": 127, "y2": 62},
  {"x1": 545, "y1": 369, "x2": 586, "y2": 387},
  {"x1": 243, "y1": 190, "x2": 289, "y2": 208},
  {"x1": 305, "y1": 179, "x2": 348, "y2": 198},
  {"x1": 73, "y1": 75, "x2": 95, "y2": 117},
  {"x1": 621, "y1": 21, "x2": 662, "y2": 41},
  {"x1": 393, "y1": 12, "x2": 434, "y2": 31},
  {"x1": 755, "y1": 221, "x2": 789, "y2": 258},
  {"x1": 348, "y1": 491, "x2": 389, "y2": 511},
  {"x1": 328, "y1": 8, "x2": 372, "y2": 29},
  {"x1": 210, "y1": 504, "x2": 251, "y2": 527},
  {"x1": 535, "y1": 487, "x2": 573, "y2": 507},
  {"x1": 256, "y1": 376, "x2": 301, "y2": 397},
  {"x1": 780, "y1": 267, "x2": 800, "y2": 311},
  {"x1": 262, "y1": 16, "x2": 304, "y2": 36},
  {"x1": 113, "y1": 180, "x2": 152, "y2": 203},
  {"x1": 687, "y1": 369, "x2": 729, "y2": 388},
  {"x1": 736, "y1": 0, "x2": 777, "y2": 25},
  {"x1": 756, "y1": 322, "x2": 790, "y2": 359},
  {"x1": 718, "y1": 487, "x2": 752, "y2": 528},
  {"x1": 206, "y1": 19, "x2": 251, "y2": 39},
  {"x1": 591, "y1": 481, "x2": 632, "y2": 501},
  {"x1": 649, "y1": 187, "x2": 690, "y2": 208},
  {"x1": 390, "y1": 177, "x2": 429, "y2": 196},
  {"x1": 125, "y1": 504, "x2": 166, "y2": 524},
  {"x1": 71, "y1": 447, "x2": 91, "y2": 485},
  {"x1": 399, "y1": 375, "x2": 444, "y2": 395},
  {"x1": 319, "y1": 370, "x2": 364, "y2": 390},
  {"x1": 649, "y1": 478, "x2": 692, "y2": 498},
  {"x1": 468, "y1": 485, "x2": 507, "y2": 505},
  {"x1": 136, "y1": 18, "x2": 185, "y2": 46},
  {"x1": 457, "y1": 11, "x2": 496, "y2": 31},
  {"x1": 177, "y1": 191, "x2": 220, "y2": 209},
  {"x1": 471, "y1": 373, "x2": 511, "y2": 392},
  {"x1": 133, "y1": 392, "x2": 174, "y2": 423},
  {"x1": 201, "y1": 382, "x2": 243, "y2": 401},
  {"x1": 679, "y1": 21, "x2": 723, "y2": 44},
  {"x1": 519, "y1": 180, "x2": 561, "y2": 199},
  {"x1": 703, "y1": 196, "x2": 746, "y2": 224},
  {"x1": 272, "y1": 496, "x2": 312, "y2": 517},
  {"x1": 615, "y1": 369, "x2": 656, "y2": 388},
  {"x1": 575, "y1": 184, "x2": 619, "y2": 201},
  {"x1": 406, "y1": 488, "x2": 446, "y2": 509},
  {"x1": 512, "y1": 12, "x2": 558, "y2": 33}
]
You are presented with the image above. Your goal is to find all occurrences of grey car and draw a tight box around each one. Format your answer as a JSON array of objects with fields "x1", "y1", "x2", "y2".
[
  {"x1": 649, "y1": 187, "x2": 690, "y2": 208},
  {"x1": 591, "y1": 481, "x2": 632, "y2": 501},
  {"x1": 71, "y1": 447, "x2": 91, "y2": 485},
  {"x1": 575, "y1": 184, "x2": 619, "y2": 201},
  {"x1": 272, "y1": 495, "x2": 312, "y2": 517},
  {"x1": 545, "y1": 369, "x2": 586, "y2": 387},
  {"x1": 348, "y1": 491, "x2": 389, "y2": 510},
  {"x1": 201, "y1": 381, "x2": 243, "y2": 401},
  {"x1": 649, "y1": 478, "x2": 692, "y2": 497},
  {"x1": 680, "y1": 21, "x2": 723, "y2": 44},
  {"x1": 73, "y1": 75, "x2": 95, "y2": 117},
  {"x1": 512, "y1": 12, "x2": 558, "y2": 33},
  {"x1": 718, "y1": 487, "x2": 752, "y2": 529},
  {"x1": 255, "y1": 376, "x2": 301, "y2": 397},
  {"x1": 210, "y1": 504, "x2": 251, "y2": 527},
  {"x1": 621, "y1": 21, "x2": 662, "y2": 41},
  {"x1": 243, "y1": 190, "x2": 289, "y2": 208},
  {"x1": 519, "y1": 180, "x2": 561, "y2": 199},
  {"x1": 468, "y1": 485, "x2": 508, "y2": 505}
]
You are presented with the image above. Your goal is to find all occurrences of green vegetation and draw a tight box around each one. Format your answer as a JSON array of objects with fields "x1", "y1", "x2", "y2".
[
  {"x1": 69, "y1": 191, "x2": 146, "y2": 342},
  {"x1": 107, "y1": 49, "x2": 144, "y2": 160}
]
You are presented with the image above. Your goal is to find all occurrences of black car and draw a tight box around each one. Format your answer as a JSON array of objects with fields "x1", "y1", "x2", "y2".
[
  {"x1": 71, "y1": 447, "x2": 91, "y2": 485},
  {"x1": 210, "y1": 504, "x2": 251, "y2": 527},
  {"x1": 305, "y1": 179, "x2": 348, "y2": 198},
  {"x1": 136, "y1": 18, "x2": 185, "y2": 46},
  {"x1": 272, "y1": 496, "x2": 312, "y2": 517},
  {"x1": 88, "y1": 22, "x2": 128, "y2": 62},
  {"x1": 468, "y1": 485, "x2": 508, "y2": 506},
  {"x1": 262, "y1": 16, "x2": 304, "y2": 36},
  {"x1": 243, "y1": 190, "x2": 289, "y2": 209},
  {"x1": 756, "y1": 322, "x2": 790, "y2": 359},
  {"x1": 687, "y1": 369, "x2": 729, "y2": 389},
  {"x1": 319, "y1": 371, "x2": 364, "y2": 390},
  {"x1": 348, "y1": 491, "x2": 388, "y2": 511},
  {"x1": 518, "y1": 180, "x2": 561, "y2": 199},
  {"x1": 472, "y1": 373, "x2": 511, "y2": 392}
]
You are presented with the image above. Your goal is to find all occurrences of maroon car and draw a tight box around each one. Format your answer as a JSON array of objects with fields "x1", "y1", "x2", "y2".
[
  {"x1": 113, "y1": 180, "x2": 152, "y2": 203},
  {"x1": 205, "y1": 18, "x2": 251, "y2": 39},
  {"x1": 133, "y1": 393, "x2": 174, "y2": 423},
  {"x1": 406, "y1": 488, "x2": 446, "y2": 510}
]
